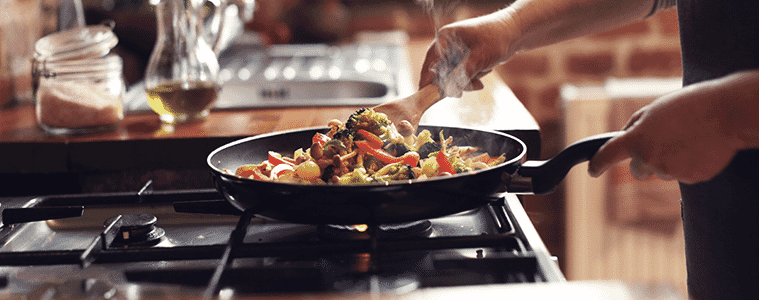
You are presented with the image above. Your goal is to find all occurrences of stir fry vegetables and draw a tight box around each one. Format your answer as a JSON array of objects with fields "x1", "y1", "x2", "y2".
[{"x1": 232, "y1": 108, "x2": 507, "y2": 184}]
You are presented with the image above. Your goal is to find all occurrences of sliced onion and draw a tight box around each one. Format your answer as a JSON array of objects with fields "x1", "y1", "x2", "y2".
[{"x1": 270, "y1": 164, "x2": 295, "y2": 180}]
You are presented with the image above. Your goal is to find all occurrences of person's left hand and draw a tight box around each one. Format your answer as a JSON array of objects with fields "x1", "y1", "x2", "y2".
[{"x1": 588, "y1": 74, "x2": 754, "y2": 184}]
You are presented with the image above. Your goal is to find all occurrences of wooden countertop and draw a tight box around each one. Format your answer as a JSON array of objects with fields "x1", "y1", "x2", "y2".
[
  {"x1": 0, "y1": 105, "x2": 369, "y2": 172},
  {"x1": 284, "y1": 280, "x2": 684, "y2": 300},
  {"x1": 0, "y1": 36, "x2": 539, "y2": 194},
  {"x1": 1, "y1": 104, "x2": 374, "y2": 143}
]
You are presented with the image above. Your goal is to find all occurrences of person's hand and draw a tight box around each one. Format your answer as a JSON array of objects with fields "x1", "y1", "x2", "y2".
[
  {"x1": 418, "y1": 0, "x2": 662, "y2": 96},
  {"x1": 418, "y1": 9, "x2": 520, "y2": 96},
  {"x1": 588, "y1": 74, "x2": 759, "y2": 184}
]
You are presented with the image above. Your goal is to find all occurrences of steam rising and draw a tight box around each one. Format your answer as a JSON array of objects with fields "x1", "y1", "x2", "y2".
[
  {"x1": 415, "y1": 0, "x2": 461, "y2": 29},
  {"x1": 434, "y1": 38, "x2": 469, "y2": 98},
  {"x1": 415, "y1": 0, "x2": 471, "y2": 98}
]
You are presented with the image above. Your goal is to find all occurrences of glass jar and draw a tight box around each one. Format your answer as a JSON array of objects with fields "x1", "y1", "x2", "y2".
[
  {"x1": 32, "y1": 24, "x2": 124, "y2": 135},
  {"x1": 33, "y1": 55, "x2": 125, "y2": 134}
]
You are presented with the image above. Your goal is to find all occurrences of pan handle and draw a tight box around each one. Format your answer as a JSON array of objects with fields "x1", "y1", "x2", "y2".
[{"x1": 510, "y1": 131, "x2": 624, "y2": 195}]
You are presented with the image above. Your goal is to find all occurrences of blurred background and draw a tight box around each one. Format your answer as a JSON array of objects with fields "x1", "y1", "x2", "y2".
[{"x1": 0, "y1": 0, "x2": 686, "y2": 296}]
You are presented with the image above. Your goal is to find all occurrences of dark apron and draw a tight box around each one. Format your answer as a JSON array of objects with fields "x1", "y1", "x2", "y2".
[
  {"x1": 680, "y1": 150, "x2": 759, "y2": 299},
  {"x1": 677, "y1": 1, "x2": 759, "y2": 299}
]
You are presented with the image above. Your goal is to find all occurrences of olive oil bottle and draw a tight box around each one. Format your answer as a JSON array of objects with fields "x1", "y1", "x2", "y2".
[{"x1": 144, "y1": 0, "x2": 223, "y2": 124}]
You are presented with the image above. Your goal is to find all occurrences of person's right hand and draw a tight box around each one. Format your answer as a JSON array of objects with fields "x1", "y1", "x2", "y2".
[
  {"x1": 418, "y1": 9, "x2": 521, "y2": 96},
  {"x1": 588, "y1": 71, "x2": 759, "y2": 184}
]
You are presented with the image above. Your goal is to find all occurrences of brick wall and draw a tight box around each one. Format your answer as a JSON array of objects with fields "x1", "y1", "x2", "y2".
[
  {"x1": 493, "y1": 7, "x2": 683, "y2": 269},
  {"x1": 496, "y1": 8, "x2": 682, "y2": 130}
]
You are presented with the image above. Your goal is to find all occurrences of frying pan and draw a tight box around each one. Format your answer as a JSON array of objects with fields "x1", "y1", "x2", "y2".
[{"x1": 207, "y1": 126, "x2": 621, "y2": 225}]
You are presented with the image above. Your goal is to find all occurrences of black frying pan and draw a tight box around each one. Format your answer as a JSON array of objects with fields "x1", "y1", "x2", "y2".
[{"x1": 207, "y1": 125, "x2": 621, "y2": 224}]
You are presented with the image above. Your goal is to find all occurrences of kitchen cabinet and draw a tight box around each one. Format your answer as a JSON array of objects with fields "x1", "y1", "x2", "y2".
[{"x1": 561, "y1": 78, "x2": 687, "y2": 296}]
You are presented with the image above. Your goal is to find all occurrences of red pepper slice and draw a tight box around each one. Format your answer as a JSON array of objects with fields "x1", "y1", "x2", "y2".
[
  {"x1": 268, "y1": 151, "x2": 295, "y2": 167},
  {"x1": 355, "y1": 141, "x2": 420, "y2": 167},
  {"x1": 436, "y1": 150, "x2": 457, "y2": 175},
  {"x1": 355, "y1": 140, "x2": 394, "y2": 163},
  {"x1": 399, "y1": 151, "x2": 420, "y2": 167},
  {"x1": 312, "y1": 132, "x2": 331, "y2": 147},
  {"x1": 471, "y1": 153, "x2": 492, "y2": 164},
  {"x1": 235, "y1": 164, "x2": 258, "y2": 178},
  {"x1": 251, "y1": 168, "x2": 270, "y2": 180},
  {"x1": 356, "y1": 129, "x2": 383, "y2": 149},
  {"x1": 235, "y1": 164, "x2": 270, "y2": 180}
]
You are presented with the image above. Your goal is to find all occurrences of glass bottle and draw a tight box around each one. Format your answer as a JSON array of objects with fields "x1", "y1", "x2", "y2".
[{"x1": 144, "y1": 0, "x2": 222, "y2": 124}]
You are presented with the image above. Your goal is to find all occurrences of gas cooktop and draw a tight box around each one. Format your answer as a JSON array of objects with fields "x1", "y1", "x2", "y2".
[{"x1": 0, "y1": 185, "x2": 563, "y2": 299}]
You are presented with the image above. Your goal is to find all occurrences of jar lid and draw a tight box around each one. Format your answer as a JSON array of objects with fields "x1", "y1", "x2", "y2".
[
  {"x1": 34, "y1": 25, "x2": 118, "y2": 62},
  {"x1": 37, "y1": 54, "x2": 123, "y2": 78}
]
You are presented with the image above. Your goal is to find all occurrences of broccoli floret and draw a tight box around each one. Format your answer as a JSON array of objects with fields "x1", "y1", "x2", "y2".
[
  {"x1": 323, "y1": 139, "x2": 348, "y2": 157},
  {"x1": 321, "y1": 165, "x2": 335, "y2": 183},
  {"x1": 332, "y1": 128, "x2": 355, "y2": 150},
  {"x1": 452, "y1": 158, "x2": 472, "y2": 174},
  {"x1": 338, "y1": 168, "x2": 373, "y2": 184},
  {"x1": 345, "y1": 108, "x2": 390, "y2": 136},
  {"x1": 386, "y1": 142, "x2": 410, "y2": 156},
  {"x1": 411, "y1": 129, "x2": 435, "y2": 151},
  {"x1": 333, "y1": 128, "x2": 354, "y2": 141},
  {"x1": 362, "y1": 156, "x2": 384, "y2": 174},
  {"x1": 372, "y1": 163, "x2": 415, "y2": 182},
  {"x1": 418, "y1": 142, "x2": 442, "y2": 158}
]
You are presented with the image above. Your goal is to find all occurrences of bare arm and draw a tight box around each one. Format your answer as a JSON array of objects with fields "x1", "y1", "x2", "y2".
[
  {"x1": 506, "y1": 0, "x2": 656, "y2": 54},
  {"x1": 419, "y1": 0, "x2": 658, "y2": 90},
  {"x1": 720, "y1": 71, "x2": 759, "y2": 149}
]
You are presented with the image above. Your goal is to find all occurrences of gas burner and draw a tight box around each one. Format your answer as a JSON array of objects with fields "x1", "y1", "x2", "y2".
[
  {"x1": 104, "y1": 214, "x2": 165, "y2": 247},
  {"x1": 317, "y1": 220, "x2": 433, "y2": 240}
]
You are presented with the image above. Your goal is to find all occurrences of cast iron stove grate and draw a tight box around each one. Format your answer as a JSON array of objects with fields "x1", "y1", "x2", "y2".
[{"x1": 0, "y1": 182, "x2": 563, "y2": 298}]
